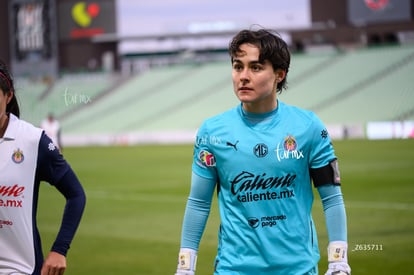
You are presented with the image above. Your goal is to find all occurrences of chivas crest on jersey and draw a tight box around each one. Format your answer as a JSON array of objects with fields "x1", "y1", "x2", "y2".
[
  {"x1": 11, "y1": 148, "x2": 24, "y2": 164},
  {"x1": 284, "y1": 135, "x2": 297, "y2": 151}
]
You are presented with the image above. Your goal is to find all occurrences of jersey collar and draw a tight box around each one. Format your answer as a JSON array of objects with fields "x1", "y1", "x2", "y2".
[{"x1": 2, "y1": 113, "x2": 18, "y2": 141}]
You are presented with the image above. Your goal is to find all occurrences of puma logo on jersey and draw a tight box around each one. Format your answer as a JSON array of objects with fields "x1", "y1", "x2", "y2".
[{"x1": 226, "y1": 140, "x2": 239, "y2": 151}]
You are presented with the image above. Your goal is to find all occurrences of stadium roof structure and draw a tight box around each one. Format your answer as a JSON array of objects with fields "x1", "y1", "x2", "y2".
[
  {"x1": 90, "y1": 29, "x2": 296, "y2": 55},
  {"x1": 91, "y1": 30, "x2": 243, "y2": 43},
  {"x1": 90, "y1": 21, "x2": 338, "y2": 44}
]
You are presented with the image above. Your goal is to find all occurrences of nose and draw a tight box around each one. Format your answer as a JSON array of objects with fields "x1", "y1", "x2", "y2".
[{"x1": 239, "y1": 68, "x2": 250, "y2": 83}]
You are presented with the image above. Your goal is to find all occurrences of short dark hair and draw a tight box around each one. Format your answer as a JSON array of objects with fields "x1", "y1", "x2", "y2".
[
  {"x1": 0, "y1": 60, "x2": 20, "y2": 117},
  {"x1": 229, "y1": 28, "x2": 290, "y2": 93}
]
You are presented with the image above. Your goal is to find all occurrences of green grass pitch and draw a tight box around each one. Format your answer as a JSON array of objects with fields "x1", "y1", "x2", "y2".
[{"x1": 37, "y1": 139, "x2": 414, "y2": 274}]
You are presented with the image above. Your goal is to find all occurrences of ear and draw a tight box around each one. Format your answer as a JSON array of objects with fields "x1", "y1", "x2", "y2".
[
  {"x1": 275, "y1": 69, "x2": 286, "y2": 83},
  {"x1": 6, "y1": 91, "x2": 14, "y2": 104}
]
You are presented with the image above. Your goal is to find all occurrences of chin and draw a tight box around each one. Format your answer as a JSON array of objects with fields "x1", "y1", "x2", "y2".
[{"x1": 237, "y1": 93, "x2": 253, "y2": 101}]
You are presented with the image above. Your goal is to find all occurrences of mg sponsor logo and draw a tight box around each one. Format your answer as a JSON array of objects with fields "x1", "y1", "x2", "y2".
[{"x1": 253, "y1": 143, "x2": 268, "y2": 158}]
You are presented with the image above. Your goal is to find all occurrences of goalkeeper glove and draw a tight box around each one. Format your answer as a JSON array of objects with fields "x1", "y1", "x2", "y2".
[
  {"x1": 175, "y1": 248, "x2": 197, "y2": 275},
  {"x1": 325, "y1": 241, "x2": 351, "y2": 275}
]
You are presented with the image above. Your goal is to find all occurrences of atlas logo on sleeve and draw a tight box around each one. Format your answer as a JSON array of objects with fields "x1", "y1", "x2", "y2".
[{"x1": 198, "y1": 150, "x2": 216, "y2": 167}]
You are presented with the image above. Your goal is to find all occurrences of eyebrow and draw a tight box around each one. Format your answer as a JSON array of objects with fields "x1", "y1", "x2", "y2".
[{"x1": 232, "y1": 58, "x2": 263, "y2": 65}]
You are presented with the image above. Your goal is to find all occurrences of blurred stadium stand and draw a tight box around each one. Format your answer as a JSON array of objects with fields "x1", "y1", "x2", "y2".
[
  {"x1": 16, "y1": 72, "x2": 122, "y2": 126},
  {"x1": 281, "y1": 44, "x2": 414, "y2": 124},
  {"x1": 10, "y1": 43, "x2": 413, "y2": 145},
  {"x1": 1, "y1": 0, "x2": 413, "y2": 144}
]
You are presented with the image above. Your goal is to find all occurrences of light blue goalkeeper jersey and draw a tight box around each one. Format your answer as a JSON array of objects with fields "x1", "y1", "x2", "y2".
[{"x1": 192, "y1": 100, "x2": 337, "y2": 274}]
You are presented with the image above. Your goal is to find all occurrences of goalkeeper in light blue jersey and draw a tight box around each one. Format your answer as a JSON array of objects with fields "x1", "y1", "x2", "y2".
[{"x1": 175, "y1": 28, "x2": 351, "y2": 275}]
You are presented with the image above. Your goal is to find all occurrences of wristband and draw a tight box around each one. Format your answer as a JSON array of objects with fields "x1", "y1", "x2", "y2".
[
  {"x1": 328, "y1": 241, "x2": 348, "y2": 263},
  {"x1": 177, "y1": 248, "x2": 197, "y2": 272}
]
